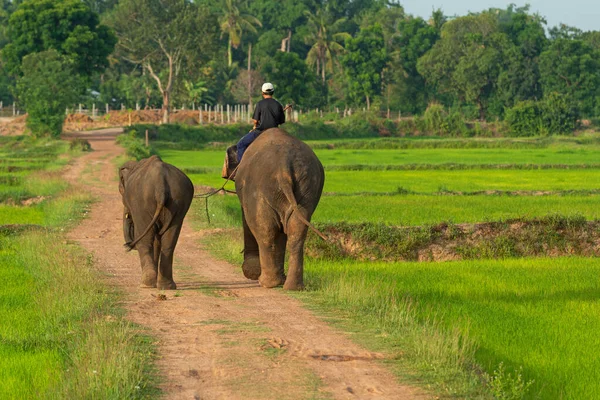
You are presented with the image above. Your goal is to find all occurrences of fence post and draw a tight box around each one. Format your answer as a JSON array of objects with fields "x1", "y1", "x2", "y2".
[
  {"x1": 227, "y1": 104, "x2": 230, "y2": 124},
  {"x1": 220, "y1": 105, "x2": 224, "y2": 124},
  {"x1": 92, "y1": 103, "x2": 96, "y2": 118},
  {"x1": 145, "y1": 129, "x2": 149, "y2": 147},
  {"x1": 106, "y1": 104, "x2": 109, "y2": 114},
  {"x1": 0, "y1": 101, "x2": 3, "y2": 110},
  {"x1": 13, "y1": 103, "x2": 16, "y2": 116},
  {"x1": 398, "y1": 110, "x2": 401, "y2": 121}
]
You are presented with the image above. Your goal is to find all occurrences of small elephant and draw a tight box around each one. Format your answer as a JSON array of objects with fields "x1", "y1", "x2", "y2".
[
  {"x1": 119, "y1": 155, "x2": 194, "y2": 290},
  {"x1": 235, "y1": 128, "x2": 325, "y2": 290}
]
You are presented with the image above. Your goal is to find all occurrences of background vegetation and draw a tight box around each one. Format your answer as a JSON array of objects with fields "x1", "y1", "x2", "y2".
[{"x1": 2, "y1": 0, "x2": 600, "y2": 136}]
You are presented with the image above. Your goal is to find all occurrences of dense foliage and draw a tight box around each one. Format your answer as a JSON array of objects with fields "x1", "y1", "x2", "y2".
[
  {"x1": 1, "y1": 1, "x2": 600, "y2": 134},
  {"x1": 17, "y1": 50, "x2": 82, "y2": 136}
]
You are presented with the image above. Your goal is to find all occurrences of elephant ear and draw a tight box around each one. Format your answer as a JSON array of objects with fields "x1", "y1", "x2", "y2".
[{"x1": 119, "y1": 161, "x2": 138, "y2": 196}]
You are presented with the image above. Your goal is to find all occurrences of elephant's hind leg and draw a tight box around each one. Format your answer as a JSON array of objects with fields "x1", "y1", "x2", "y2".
[
  {"x1": 138, "y1": 243, "x2": 158, "y2": 288},
  {"x1": 283, "y1": 214, "x2": 310, "y2": 291},
  {"x1": 258, "y1": 234, "x2": 287, "y2": 288},
  {"x1": 156, "y1": 224, "x2": 181, "y2": 290},
  {"x1": 241, "y1": 209, "x2": 261, "y2": 280}
]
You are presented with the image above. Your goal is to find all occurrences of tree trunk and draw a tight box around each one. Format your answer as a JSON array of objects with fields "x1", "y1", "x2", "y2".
[
  {"x1": 248, "y1": 43, "x2": 252, "y2": 111},
  {"x1": 316, "y1": 58, "x2": 320, "y2": 79},
  {"x1": 366, "y1": 94, "x2": 371, "y2": 110},
  {"x1": 286, "y1": 30, "x2": 292, "y2": 52},
  {"x1": 162, "y1": 90, "x2": 170, "y2": 124},
  {"x1": 228, "y1": 38, "x2": 233, "y2": 67},
  {"x1": 477, "y1": 96, "x2": 485, "y2": 121}
]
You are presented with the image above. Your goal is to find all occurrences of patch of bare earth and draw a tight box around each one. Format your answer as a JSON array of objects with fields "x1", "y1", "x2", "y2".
[{"x1": 65, "y1": 129, "x2": 426, "y2": 400}]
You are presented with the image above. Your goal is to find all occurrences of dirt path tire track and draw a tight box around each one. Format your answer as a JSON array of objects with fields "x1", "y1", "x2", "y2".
[{"x1": 65, "y1": 129, "x2": 426, "y2": 400}]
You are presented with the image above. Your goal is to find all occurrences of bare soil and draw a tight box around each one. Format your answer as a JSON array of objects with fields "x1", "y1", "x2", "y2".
[{"x1": 64, "y1": 129, "x2": 426, "y2": 400}]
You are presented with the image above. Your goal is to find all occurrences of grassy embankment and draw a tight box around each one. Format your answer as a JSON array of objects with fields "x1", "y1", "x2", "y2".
[{"x1": 0, "y1": 137, "x2": 157, "y2": 399}]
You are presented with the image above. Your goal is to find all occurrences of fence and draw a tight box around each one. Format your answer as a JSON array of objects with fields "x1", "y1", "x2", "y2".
[
  {"x1": 1, "y1": 100, "x2": 408, "y2": 124},
  {"x1": 0, "y1": 102, "x2": 25, "y2": 118}
]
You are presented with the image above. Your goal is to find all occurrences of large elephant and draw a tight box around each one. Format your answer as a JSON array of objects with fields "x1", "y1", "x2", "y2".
[
  {"x1": 119, "y1": 155, "x2": 194, "y2": 290},
  {"x1": 235, "y1": 128, "x2": 325, "y2": 290}
]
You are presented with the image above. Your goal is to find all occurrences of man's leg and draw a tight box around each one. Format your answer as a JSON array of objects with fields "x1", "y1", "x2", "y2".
[{"x1": 237, "y1": 130, "x2": 260, "y2": 162}]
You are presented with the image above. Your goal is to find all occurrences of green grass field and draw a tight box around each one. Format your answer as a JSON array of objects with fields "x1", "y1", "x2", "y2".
[
  {"x1": 159, "y1": 134, "x2": 600, "y2": 399},
  {"x1": 0, "y1": 137, "x2": 157, "y2": 399},
  {"x1": 160, "y1": 147, "x2": 600, "y2": 169},
  {"x1": 195, "y1": 193, "x2": 600, "y2": 227},
  {"x1": 302, "y1": 256, "x2": 600, "y2": 399}
]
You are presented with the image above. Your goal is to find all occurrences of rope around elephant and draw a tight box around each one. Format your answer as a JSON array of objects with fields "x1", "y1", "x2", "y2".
[{"x1": 193, "y1": 166, "x2": 329, "y2": 242}]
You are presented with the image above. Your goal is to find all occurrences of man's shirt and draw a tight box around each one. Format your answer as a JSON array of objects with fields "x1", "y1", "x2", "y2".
[{"x1": 253, "y1": 98, "x2": 285, "y2": 132}]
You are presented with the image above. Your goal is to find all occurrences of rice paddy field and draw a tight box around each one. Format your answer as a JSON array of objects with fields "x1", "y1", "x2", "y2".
[{"x1": 158, "y1": 133, "x2": 600, "y2": 399}]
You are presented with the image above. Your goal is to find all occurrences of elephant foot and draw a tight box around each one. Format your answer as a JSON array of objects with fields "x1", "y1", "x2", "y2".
[
  {"x1": 157, "y1": 279, "x2": 177, "y2": 290},
  {"x1": 259, "y1": 273, "x2": 286, "y2": 288},
  {"x1": 242, "y1": 256, "x2": 261, "y2": 280},
  {"x1": 283, "y1": 280, "x2": 305, "y2": 291},
  {"x1": 141, "y1": 270, "x2": 157, "y2": 288}
]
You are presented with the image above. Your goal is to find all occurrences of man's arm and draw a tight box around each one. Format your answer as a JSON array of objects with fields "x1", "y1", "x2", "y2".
[
  {"x1": 252, "y1": 103, "x2": 261, "y2": 128},
  {"x1": 278, "y1": 103, "x2": 287, "y2": 124}
]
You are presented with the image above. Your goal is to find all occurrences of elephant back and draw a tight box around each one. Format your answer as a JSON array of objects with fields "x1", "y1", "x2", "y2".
[{"x1": 235, "y1": 128, "x2": 324, "y2": 208}]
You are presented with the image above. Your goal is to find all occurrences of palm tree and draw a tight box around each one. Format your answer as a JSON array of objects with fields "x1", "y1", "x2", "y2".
[
  {"x1": 304, "y1": 8, "x2": 351, "y2": 84},
  {"x1": 219, "y1": 0, "x2": 262, "y2": 67}
]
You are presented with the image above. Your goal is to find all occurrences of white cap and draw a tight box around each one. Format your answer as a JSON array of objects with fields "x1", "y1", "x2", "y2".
[{"x1": 262, "y1": 82, "x2": 274, "y2": 93}]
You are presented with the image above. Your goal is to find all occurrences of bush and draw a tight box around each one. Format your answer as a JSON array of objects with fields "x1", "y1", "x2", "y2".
[
  {"x1": 505, "y1": 100, "x2": 542, "y2": 137},
  {"x1": 423, "y1": 103, "x2": 447, "y2": 134},
  {"x1": 116, "y1": 131, "x2": 155, "y2": 160},
  {"x1": 422, "y1": 103, "x2": 468, "y2": 136},
  {"x1": 506, "y1": 93, "x2": 579, "y2": 137},
  {"x1": 69, "y1": 138, "x2": 91, "y2": 152},
  {"x1": 443, "y1": 110, "x2": 469, "y2": 137},
  {"x1": 541, "y1": 92, "x2": 579, "y2": 135}
]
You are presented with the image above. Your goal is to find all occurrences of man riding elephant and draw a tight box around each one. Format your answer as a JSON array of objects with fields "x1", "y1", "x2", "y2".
[{"x1": 222, "y1": 83, "x2": 291, "y2": 179}]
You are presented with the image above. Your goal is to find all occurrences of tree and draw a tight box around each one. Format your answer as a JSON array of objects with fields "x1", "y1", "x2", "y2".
[
  {"x1": 262, "y1": 51, "x2": 322, "y2": 108},
  {"x1": 493, "y1": 5, "x2": 547, "y2": 113},
  {"x1": 82, "y1": 0, "x2": 118, "y2": 15},
  {"x1": 417, "y1": 14, "x2": 507, "y2": 120},
  {"x1": 109, "y1": 0, "x2": 219, "y2": 123},
  {"x1": 539, "y1": 38, "x2": 600, "y2": 116},
  {"x1": 341, "y1": 24, "x2": 387, "y2": 109},
  {"x1": 387, "y1": 15, "x2": 440, "y2": 113},
  {"x1": 248, "y1": 0, "x2": 315, "y2": 57},
  {"x1": 230, "y1": 69, "x2": 263, "y2": 104},
  {"x1": 219, "y1": 0, "x2": 262, "y2": 67},
  {"x1": 0, "y1": 0, "x2": 20, "y2": 49},
  {"x1": 18, "y1": 50, "x2": 82, "y2": 136},
  {"x1": 2, "y1": 0, "x2": 116, "y2": 78},
  {"x1": 304, "y1": 7, "x2": 351, "y2": 84}
]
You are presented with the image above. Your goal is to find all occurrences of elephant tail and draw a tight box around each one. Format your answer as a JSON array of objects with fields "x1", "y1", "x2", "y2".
[
  {"x1": 279, "y1": 177, "x2": 328, "y2": 242},
  {"x1": 124, "y1": 197, "x2": 166, "y2": 251}
]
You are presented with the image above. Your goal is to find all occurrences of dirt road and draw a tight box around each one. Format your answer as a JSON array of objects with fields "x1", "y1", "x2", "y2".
[{"x1": 66, "y1": 129, "x2": 425, "y2": 400}]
